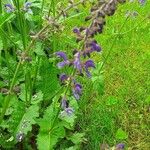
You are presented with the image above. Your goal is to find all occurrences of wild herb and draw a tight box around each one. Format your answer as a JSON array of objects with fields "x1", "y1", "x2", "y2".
[{"x1": 0, "y1": 0, "x2": 137, "y2": 149}]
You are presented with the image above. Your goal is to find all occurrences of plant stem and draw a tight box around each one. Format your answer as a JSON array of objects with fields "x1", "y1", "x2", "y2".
[
  {"x1": 0, "y1": 61, "x2": 21, "y2": 124},
  {"x1": 41, "y1": 0, "x2": 45, "y2": 14},
  {"x1": 28, "y1": 57, "x2": 41, "y2": 105},
  {"x1": 99, "y1": 16, "x2": 129, "y2": 72},
  {"x1": 0, "y1": 0, "x2": 2, "y2": 14},
  {"x1": 52, "y1": 0, "x2": 56, "y2": 52}
]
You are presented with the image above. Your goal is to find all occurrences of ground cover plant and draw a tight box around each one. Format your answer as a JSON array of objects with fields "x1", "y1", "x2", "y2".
[{"x1": 0, "y1": 0, "x2": 149, "y2": 150}]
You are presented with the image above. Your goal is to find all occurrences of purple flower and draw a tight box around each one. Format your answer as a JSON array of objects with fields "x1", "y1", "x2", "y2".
[
  {"x1": 61, "y1": 97, "x2": 68, "y2": 109},
  {"x1": 72, "y1": 83, "x2": 82, "y2": 100},
  {"x1": 5, "y1": 4, "x2": 14, "y2": 13},
  {"x1": 73, "y1": 28, "x2": 80, "y2": 34},
  {"x1": 61, "y1": 107, "x2": 74, "y2": 116},
  {"x1": 24, "y1": 2, "x2": 32, "y2": 9},
  {"x1": 83, "y1": 41, "x2": 101, "y2": 58},
  {"x1": 116, "y1": 143, "x2": 125, "y2": 150},
  {"x1": 59, "y1": 73, "x2": 68, "y2": 83},
  {"x1": 138, "y1": 0, "x2": 146, "y2": 5},
  {"x1": 60, "y1": 97, "x2": 74, "y2": 116},
  {"x1": 56, "y1": 51, "x2": 67, "y2": 61},
  {"x1": 65, "y1": 107, "x2": 74, "y2": 116},
  {"x1": 56, "y1": 51, "x2": 70, "y2": 68},
  {"x1": 90, "y1": 41, "x2": 101, "y2": 52},
  {"x1": 23, "y1": 2, "x2": 32, "y2": 14},
  {"x1": 84, "y1": 60, "x2": 95, "y2": 77},
  {"x1": 73, "y1": 52, "x2": 82, "y2": 73}
]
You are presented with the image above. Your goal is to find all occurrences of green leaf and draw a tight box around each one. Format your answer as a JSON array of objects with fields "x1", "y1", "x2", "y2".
[
  {"x1": 15, "y1": 104, "x2": 39, "y2": 135},
  {"x1": 65, "y1": 145, "x2": 79, "y2": 150},
  {"x1": 19, "y1": 83, "x2": 43, "y2": 104},
  {"x1": 9, "y1": 102, "x2": 39, "y2": 141},
  {"x1": 0, "y1": 13, "x2": 15, "y2": 28},
  {"x1": 36, "y1": 58, "x2": 60, "y2": 100},
  {"x1": 91, "y1": 62, "x2": 104, "y2": 95},
  {"x1": 67, "y1": 133, "x2": 85, "y2": 145},
  {"x1": 31, "y1": 91, "x2": 43, "y2": 104},
  {"x1": 116, "y1": 128, "x2": 128, "y2": 140},
  {"x1": 0, "y1": 95, "x2": 18, "y2": 128},
  {"x1": 59, "y1": 97, "x2": 78, "y2": 129},
  {"x1": 34, "y1": 42, "x2": 45, "y2": 56},
  {"x1": 0, "y1": 93, "x2": 4, "y2": 107},
  {"x1": 37, "y1": 104, "x2": 65, "y2": 150},
  {"x1": 0, "y1": 38, "x2": 3, "y2": 50}
]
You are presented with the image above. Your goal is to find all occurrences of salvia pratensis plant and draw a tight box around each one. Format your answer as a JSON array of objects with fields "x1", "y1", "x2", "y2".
[{"x1": 0, "y1": 0, "x2": 126, "y2": 149}]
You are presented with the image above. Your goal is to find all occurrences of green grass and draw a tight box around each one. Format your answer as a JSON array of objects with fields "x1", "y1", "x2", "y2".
[{"x1": 75, "y1": 2, "x2": 150, "y2": 150}]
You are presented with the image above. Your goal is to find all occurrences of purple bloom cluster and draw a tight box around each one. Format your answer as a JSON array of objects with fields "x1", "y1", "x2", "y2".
[
  {"x1": 60, "y1": 97, "x2": 74, "y2": 116},
  {"x1": 138, "y1": 0, "x2": 146, "y2": 5},
  {"x1": 23, "y1": 2, "x2": 32, "y2": 14},
  {"x1": 116, "y1": 143, "x2": 125, "y2": 150},
  {"x1": 56, "y1": 51, "x2": 70, "y2": 69},
  {"x1": 72, "y1": 82, "x2": 82, "y2": 100},
  {"x1": 56, "y1": 50, "x2": 96, "y2": 78},
  {"x1": 4, "y1": 4, "x2": 15, "y2": 13},
  {"x1": 4, "y1": 2, "x2": 32, "y2": 14},
  {"x1": 55, "y1": 0, "x2": 126, "y2": 116},
  {"x1": 100, "y1": 143, "x2": 125, "y2": 150}
]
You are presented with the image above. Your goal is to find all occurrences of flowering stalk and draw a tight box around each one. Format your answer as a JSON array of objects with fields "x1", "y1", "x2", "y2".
[{"x1": 56, "y1": 0, "x2": 126, "y2": 115}]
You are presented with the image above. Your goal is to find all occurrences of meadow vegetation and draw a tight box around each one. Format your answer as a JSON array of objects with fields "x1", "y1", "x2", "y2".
[{"x1": 0, "y1": 0, "x2": 149, "y2": 150}]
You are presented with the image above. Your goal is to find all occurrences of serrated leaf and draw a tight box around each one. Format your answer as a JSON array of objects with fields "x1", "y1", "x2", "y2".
[
  {"x1": 37, "y1": 125, "x2": 65, "y2": 150},
  {"x1": 65, "y1": 145, "x2": 79, "y2": 150},
  {"x1": 31, "y1": 91, "x2": 43, "y2": 104},
  {"x1": 34, "y1": 42, "x2": 45, "y2": 56},
  {"x1": 59, "y1": 113, "x2": 76, "y2": 129},
  {"x1": 59, "y1": 97, "x2": 78, "y2": 129},
  {"x1": 67, "y1": 133, "x2": 85, "y2": 145},
  {"x1": 37, "y1": 104, "x2": 65, "y2": 150},
  {"x1": 19, "y1": 84, "x2": 43, "y2": 104},
  {"x1": 9, "y1": 102, "x2": 39, "y2": 142},
  {"x1": 36, "y1": 58, "x2": 60, "y2": 100},
  {"x1": 15, "y1": 104, "x2": 39, "y2": 135}
]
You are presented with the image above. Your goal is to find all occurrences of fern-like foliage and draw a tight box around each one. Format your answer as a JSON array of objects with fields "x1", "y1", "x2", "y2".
[{"x1": 37, "y1": 103, "x2": 65, "y2": 150}]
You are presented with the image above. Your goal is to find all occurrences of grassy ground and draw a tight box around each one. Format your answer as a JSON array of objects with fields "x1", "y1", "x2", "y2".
[{"x1": 76, "y1": 2, "x2": 150, "y2": 150}]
